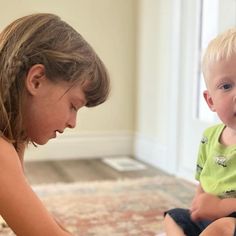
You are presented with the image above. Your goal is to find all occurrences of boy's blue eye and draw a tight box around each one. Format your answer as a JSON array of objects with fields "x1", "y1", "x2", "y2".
[{"x1": 219, "y1": 83, "x2": 233, "y2": 90}]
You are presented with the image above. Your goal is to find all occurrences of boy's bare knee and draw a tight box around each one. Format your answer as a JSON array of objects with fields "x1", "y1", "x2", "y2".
[
  {"x1": 200, "y1": 217, "x2": 235, "y2": 236},
  {"x1": 164, "y1": 214, "x2": 175, "y2": 227},
  {"x1": 164, "y1": 214, "x2": 186, "y2": 236}
]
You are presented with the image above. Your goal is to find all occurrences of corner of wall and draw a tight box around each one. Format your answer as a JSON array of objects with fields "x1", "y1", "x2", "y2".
[{"x1": 133, "y1": 132, "x2": 170, "y2": 173}]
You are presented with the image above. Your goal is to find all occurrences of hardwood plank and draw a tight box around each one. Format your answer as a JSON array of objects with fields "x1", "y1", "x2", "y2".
[
  {"x1": 24, "y1": 158, "x2": 166, "y2": 184},
  {"x1": 24, "y1": 161, "x2": 67, "y2": 184}
]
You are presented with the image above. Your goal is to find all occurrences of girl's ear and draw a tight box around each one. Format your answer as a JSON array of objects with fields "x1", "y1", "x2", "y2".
[
  {"x1": 203, "y1": 90, "x2": 216, "y2": 112},
  {"x1": 25, "y1": 64, "x2": 47, "y2": 95}
]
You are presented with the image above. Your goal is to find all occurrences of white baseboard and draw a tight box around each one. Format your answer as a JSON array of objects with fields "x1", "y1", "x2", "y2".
[
  {"x1": 24, "y1": 130, "x2": 193, "y2": 182},
  {"x1": 134, "y1": 133, "x2": 169, "y2": 173},
  {"x1": 25, "y1": 131, "x2": 133, "y2": 161}
]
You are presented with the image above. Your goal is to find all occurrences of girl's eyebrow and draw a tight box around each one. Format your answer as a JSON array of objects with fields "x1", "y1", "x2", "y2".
[
  {"x1": 80, "y1": 92, "x2": 87, "y2": 106},
  {"x1": 74, "y1": 96, "x2": 87, "y2": 107}
]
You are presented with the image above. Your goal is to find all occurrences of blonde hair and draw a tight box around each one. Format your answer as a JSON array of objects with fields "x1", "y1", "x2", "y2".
[
  {"x1": 0, "y1": 13, "x2": 110, "y2": 148},
  {"x1": 202, "y1": 28, "x2": 236, "y2": 80}
]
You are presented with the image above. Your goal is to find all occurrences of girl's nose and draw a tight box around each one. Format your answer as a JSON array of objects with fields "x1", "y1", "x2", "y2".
[{"x1": 67, "y1": 114, "x2": 77, "y2": 129}]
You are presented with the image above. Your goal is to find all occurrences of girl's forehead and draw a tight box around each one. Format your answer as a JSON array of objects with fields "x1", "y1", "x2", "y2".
[{"x1": 54, "y1": 79, "x2": 89, "y2": 106}]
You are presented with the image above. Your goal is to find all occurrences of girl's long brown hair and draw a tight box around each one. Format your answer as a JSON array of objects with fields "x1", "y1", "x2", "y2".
[{"x1": 0, "y1": 13, "x2": 110, "y2": 149}]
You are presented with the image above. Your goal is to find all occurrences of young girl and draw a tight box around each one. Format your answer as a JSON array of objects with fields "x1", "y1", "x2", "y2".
[{"x1": 0, "y1": 13, "x2": 110, "y2": 235}]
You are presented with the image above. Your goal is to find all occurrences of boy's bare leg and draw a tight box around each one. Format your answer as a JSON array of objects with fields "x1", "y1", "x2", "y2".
[
  {"x1": 164, "y1": 214, "x2": 186, "y2": 236},
  {"x1": 200, "y1": 217, "x2": 236, "y2": 236}
]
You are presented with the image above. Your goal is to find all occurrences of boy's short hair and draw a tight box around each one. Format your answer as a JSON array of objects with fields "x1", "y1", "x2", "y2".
[{"x1": 202, "y1": 28, "x2": 236, "y2": 79}]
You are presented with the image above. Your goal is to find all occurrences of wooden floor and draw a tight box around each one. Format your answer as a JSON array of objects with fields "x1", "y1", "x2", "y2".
[
  {"x1": 24, "y1": 158, "x2": 196, "y2": 205},
  {"x1": 24, "y1": 158, "x2": 168, "y2": 185}
]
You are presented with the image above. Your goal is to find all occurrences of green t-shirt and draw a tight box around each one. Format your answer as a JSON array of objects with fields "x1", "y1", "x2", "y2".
[{"x1": 195, "y1": 123, "x2": 236, "y2": 198}]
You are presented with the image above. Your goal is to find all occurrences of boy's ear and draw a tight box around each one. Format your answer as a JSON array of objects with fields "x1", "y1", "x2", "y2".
[
  {"x1": 203, "y1": 90, "x2": 216, "y2": 112},
  {"x1": 25, "y1": 64, "x2": 47, "y2": 95}
]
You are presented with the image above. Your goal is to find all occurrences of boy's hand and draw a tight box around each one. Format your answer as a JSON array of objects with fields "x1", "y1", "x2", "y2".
[{"x1": 190, "y1": 193, "x2": 223, "y2": 221}]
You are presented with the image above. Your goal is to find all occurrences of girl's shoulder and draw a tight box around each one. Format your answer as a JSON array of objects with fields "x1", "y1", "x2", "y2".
[
  {"x1": 0, "y1": 136, "x2": 22, "y2": 169},
  {"x1": 0, "y1": 136, "x2": 15, "y2": 150}
]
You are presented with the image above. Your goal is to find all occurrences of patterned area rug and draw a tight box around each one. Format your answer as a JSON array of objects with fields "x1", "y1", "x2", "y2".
[{"x1": 0, "y1": 176, "x2": 195, "y2": 235}]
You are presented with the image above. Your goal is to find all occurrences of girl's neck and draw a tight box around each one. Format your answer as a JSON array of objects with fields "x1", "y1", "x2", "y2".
[{"x1": 16, "y1": 143, "x2": 26, "y2": 169}]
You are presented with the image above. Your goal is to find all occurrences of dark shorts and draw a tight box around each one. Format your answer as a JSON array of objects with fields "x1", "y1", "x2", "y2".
[
  {"x1": 164, "y1": 208, "x2": 211, "y2": 236},
  {"x1": 164, "y1": 208, "x2": 236, "y2": 236}
]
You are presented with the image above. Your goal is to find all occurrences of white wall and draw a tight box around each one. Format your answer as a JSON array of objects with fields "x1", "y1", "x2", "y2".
[
  {"x1": 134, "y1": 0, "x2": 173, "y2": 171},
  {"x1": 0, "y1": 0, "x2": 137, "y2": 160}
]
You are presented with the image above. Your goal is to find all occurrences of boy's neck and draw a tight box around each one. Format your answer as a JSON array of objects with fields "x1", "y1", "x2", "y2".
[{"x1": 220, "y1": 126, "x2": 236, "y2": 146}]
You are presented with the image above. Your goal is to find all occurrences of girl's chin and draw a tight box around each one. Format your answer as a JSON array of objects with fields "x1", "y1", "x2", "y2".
[
  {"x1": 29, "y1": 132, "x2": 57, "y2": 145},
  {"x1": 30, "y1": 137, "x2": 51, "y2": 145}
]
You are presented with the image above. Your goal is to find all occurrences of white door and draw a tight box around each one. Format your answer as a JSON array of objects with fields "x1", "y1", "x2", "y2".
[{"x1": 176, "y1": 0, "x2": 236, "y2": 180}]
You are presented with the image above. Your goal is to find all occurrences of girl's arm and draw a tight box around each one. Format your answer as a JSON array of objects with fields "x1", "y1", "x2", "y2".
[{"x1": 0, "y1": 137, "x2": 72, "y2": 236}]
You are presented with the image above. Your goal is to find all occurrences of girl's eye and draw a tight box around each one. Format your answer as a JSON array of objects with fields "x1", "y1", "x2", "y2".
[
  {"x1": 219, "y1": 83, "x2": 233, "y2": 90},
  {"x1": 71, "y1": 104, "x2": 78, "y2": 112}
]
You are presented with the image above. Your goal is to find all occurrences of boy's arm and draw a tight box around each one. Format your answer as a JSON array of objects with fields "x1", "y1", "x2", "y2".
[
  {"x1": 195, "y1": 183, "x2": 204, "y2": 196},
  {"x1": 191, "y1": 183, "x2": 204, "y2": 205},
  {"x1": 190, "y1": 192, "x2": 236, "y2": 221},
  {"x1": 219, "y1": 198, "x2": 236, "y2": 216}
]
